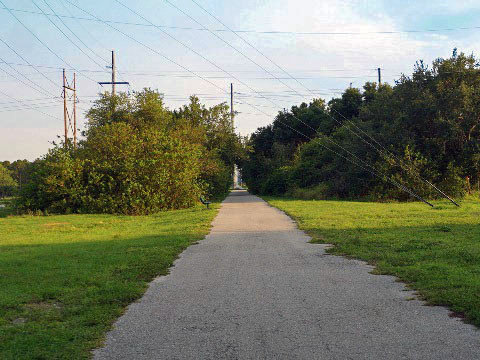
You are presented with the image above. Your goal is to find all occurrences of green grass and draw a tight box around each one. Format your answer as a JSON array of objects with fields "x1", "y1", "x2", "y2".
[
  {"x1": 0, "y1": 204, "x2": 219, "y2": 359},
  {"x1": 0, "y1": 197, "x2": 14, "y2": 218},
  {"x1": 265, "y1": 196, "x2": 480, "y2": 327}
]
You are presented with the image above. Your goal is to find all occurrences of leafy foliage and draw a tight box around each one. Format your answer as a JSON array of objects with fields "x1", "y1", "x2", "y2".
[
  {"x1": 0, "y1": 164, "x2": 17, "y2": 198},
  {"x1": 16, "y1": 90, "x2": 244, "y2": 214},
  {"x1": 242, "y1": 51, "x2": 480, "y2": 201}
]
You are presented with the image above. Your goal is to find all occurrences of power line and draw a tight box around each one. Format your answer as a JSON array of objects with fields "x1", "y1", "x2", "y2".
[
  {"x1": 2, "y1": 60, "x2": 438, "y2": 78},
  {"x1": 57, "y1": 0, "x2": 130, "y2": 86},
  {"x1": 2, "y1": 6, "x2": 480, "y2": 36},
  {"x1": 0, "y1": 102, "x2": 58, "y2": 111},
  {"x1": 0, "y1": 61, "x2": 386, "y2": 75},
  {"x1": 0, "y1": 35, "x2": 59, "y2": 89},
  {"x1": 0, "y1": 89, "x2": 61, "y2": 120},
  {"x1": 0, "y1": 0, "x2": 98, "y2": 84},
  {"x1": 41, "y1": 0, "x2": 108, "y2": 65},
  {"x1": 0, "y1": 96, "x2": 57, "y2": 105},
  {"x1": 160, "y1": 0, "x2": 307, "y2": 98},
  {"x1": 30, "y1": 0, "x2": 106, "y2": 70},
  {"x1": 0, "y1": 57, "x2": 53, "y2": 97},
  {"x1": 56, "y1": 0, "x2": 108, "y2": 57},
  {"x1": 62, "y1": 0, "x2": 230, "y2": 98}
]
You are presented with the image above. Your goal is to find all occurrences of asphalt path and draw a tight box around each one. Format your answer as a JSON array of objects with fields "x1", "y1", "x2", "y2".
[{"x1": 94, "y1": 190, "x2": 479, "y2": 359}]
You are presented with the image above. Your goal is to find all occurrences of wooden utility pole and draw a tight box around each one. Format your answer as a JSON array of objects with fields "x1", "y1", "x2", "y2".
[
  {"x1": 98, "y1": 50, "x2": 129, "y2": 94},
  {"x1": 73, "y1": 73, "x2": 77, "y2": 148},
  {"x1": 63, "y1": 69, "x2": 68, "y2": 147},
  {"x1": 112, "y1": 50, "x2": 116, "y2": 96},
  {"x1": 63, "y1": 69, "x2": 77, "y2": 148},
  {"x1": 230, "y1": 83, "x2": 238, "y2": 188},
  {"x1": 378, "y1": 67, "x2": 382, "y2": 85},
  {"x1": 230, "y1": 83, "x2": 234, "y2": 129}
]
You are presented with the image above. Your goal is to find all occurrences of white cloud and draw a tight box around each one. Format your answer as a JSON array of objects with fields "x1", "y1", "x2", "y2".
[{"x1": 241, "y1": 0, "x2": 430, "y2": 73}]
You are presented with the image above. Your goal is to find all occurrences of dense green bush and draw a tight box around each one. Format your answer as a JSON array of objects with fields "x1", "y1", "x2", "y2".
[
  {"x1": 78, "y1": 123, "x2": 204, "y2": 214},
  {"x1": 0, "y1": 164, "x2": 17, "y2": 198},
  {"x1": 286, "y1": 184, "x2": 330, "y2": 200},
  {"x1": 260, "y1": 166, "x2": 292, "y2": 195},
  {"x1": 16, "y1": 90, "x2": 244, "y2": 214},
  {"x1": 242, "y1": 50, "x2": 479, "y2": 202}
]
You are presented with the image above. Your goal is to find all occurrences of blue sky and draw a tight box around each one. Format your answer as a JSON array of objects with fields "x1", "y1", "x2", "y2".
[{"x1": 1, "y1": 0, "x2": 480, "y2": 161}]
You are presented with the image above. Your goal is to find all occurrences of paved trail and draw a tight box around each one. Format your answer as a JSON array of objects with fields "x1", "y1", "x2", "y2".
[{"x1": 95, "y1": 190, "x2": 479, "y2": 359}]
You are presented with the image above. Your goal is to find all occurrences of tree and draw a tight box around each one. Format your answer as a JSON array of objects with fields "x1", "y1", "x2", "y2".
[
  {"x1": 0, "y1": 164, "x2": 17, "y2": 198},
  {"x1": 17, "y1": 89, "x2": 246, "y2": 213},
  {"x1": 242, "y1": 50, "x2": 479, "y2": 199},
  {"x1": 328, "y1": 87, "x2": 363, "y2": 120}
]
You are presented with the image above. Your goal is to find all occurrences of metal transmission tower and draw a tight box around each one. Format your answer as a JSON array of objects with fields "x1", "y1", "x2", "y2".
[
  {"x1": 98, "y1": 50, "x2": 129, "y2": 95},
  {"x1": 62, "y1": 69, "x2": 78, "y2": 148}
]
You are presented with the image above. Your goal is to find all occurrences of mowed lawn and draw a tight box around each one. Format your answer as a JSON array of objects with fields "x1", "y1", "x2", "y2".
[
  {"x1": 0, "y1": 204, "x2": 219, "y2": 359},
  {"x1": 266, "y1": 197, "x2": 480, "y2": 327}
]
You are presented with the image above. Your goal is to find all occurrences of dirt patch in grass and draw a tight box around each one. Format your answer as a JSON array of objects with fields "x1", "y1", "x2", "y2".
[
  {"x1": 42, "y1": 222, "x2": 70, "y2": 227},
  {"x1": 24, "y1": 302, "x2": 63, "y2": 311}
]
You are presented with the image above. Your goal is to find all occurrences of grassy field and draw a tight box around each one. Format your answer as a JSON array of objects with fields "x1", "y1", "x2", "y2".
[
  {"x1": 0, "y1": 203, "x2": 219, "y2": 359},
  {"x1": 265, "y1": 197, "x2": 480, "y2": 327}
]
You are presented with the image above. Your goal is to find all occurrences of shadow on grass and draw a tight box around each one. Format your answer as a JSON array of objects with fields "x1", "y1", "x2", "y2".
[{"x1": 0, "y1": 230, "x2": 211, "y2": 359}]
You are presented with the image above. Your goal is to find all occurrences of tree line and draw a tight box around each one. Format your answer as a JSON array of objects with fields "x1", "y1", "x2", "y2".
[
  {"x1": 6, "y1": 89, "x2": 245, "y2": 214},
  {"x1": 241, "y1": 50, "x2": 480, "y2": 201}
]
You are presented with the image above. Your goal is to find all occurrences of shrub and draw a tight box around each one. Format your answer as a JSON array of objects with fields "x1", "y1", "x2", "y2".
[
  {"x1": 16, "y1": 90, "x2": 245, "y2": 214},
  {"x1": 17, "y1": 123, "x2": 204, "y2": 215},
  {"x1": 0, "y1": 164, "x2": 17, "y2": 198},
  {"x1": 287, "y1": 183, "x2": 330, "y2": 200},
  {"x1": 260, "y1": 166, "x2": 292, "y2": 195}
]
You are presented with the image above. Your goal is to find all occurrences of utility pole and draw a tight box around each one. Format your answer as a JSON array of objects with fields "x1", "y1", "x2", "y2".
[
  {"x1": 230, "y1": 83, "x2": 234, "y2": 130},
  {"x1": 378, "y1": 67, "x2": 382, "y2": 85},
  {"x1": 230, "y1": 82, "x2": 239, "y2": 189},
  {"x1": 73, "y1": 73, "x2": 77, "y2": 148},
  {"x1": 63, "y1": 69, "x2": 68, "y2": 147},
  {"x1": 112, "y1": 50, "x2": 116, "y2": 96},
  {"x1": 99, "y1": 50, "x2": 129, "y2": 94},
  {"x1": 62, "y1": 69, "x2": 77, "y2": 148}
]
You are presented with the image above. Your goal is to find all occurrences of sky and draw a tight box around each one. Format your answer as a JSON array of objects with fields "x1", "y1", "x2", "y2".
[{"x1": 1, "y1": 0, "x2": 480, "y2": 161}]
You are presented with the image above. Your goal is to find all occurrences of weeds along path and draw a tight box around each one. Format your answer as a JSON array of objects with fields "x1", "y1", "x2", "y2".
[{"x1": 94, "y1": 190, "x2": 479, "y2": 359}]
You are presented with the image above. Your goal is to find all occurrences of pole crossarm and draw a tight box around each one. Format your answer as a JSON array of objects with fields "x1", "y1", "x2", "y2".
[
  {"x1": 98, "y1": 50, "x2": 129, "y2": 94},
  {"x1": 98, "y1": 81, "x2": 129, "y2": 85}
]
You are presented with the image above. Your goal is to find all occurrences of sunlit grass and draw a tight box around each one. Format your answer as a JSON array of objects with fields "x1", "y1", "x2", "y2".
[
  {"x1": 0, "y1": 204, "x2": 219, "y2": 359},
  {"x1": 265, "y1": 196, "x2": 480, "y2": 326}
]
